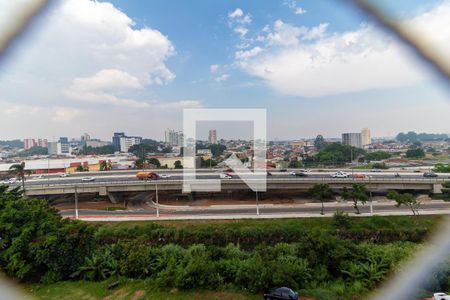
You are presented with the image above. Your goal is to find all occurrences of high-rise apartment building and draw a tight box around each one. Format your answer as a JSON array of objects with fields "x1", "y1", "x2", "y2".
[
  {"x1": 112, "y1": 132, "x2": 125, "y2": 151},
  {"x1": 112, "y1": 132, "x2": 141, "y2": 152},
  {"x1": 165, "y1": 129, "x2": 183, "y2": 146},
  {"x1": 81, "y1": 133, "x2": 91, "y2": 141},
  {"x1": 24, "y1": 138, "x2": 48, "y2": 150},
  {"x1": 23, "y1": 139, "x2": 35, "y2": 150},
  {"x1": 208, "y1": 129, "x2": 217, "y2": 144},
  {"x1": 342, "y1": 133, "x2": 362, "y2": 148},
  {"x1": 361, "y1": 128, "x2": 371, "y2": 146},
  {"x1": 119, "y1": 136, "x2": 142, "y2": 152}
]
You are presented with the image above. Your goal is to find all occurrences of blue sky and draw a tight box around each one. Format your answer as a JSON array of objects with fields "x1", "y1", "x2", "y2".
[{"x1": 0, "y1": 0, "x2": 449, "y2": 140}]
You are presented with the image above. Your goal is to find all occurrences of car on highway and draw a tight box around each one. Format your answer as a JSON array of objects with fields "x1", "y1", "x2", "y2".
[
  {"x1": 59, "y1": 173, "x2": 69, "y2": 178},
  {"x1": 352, "y1": 173, "x2": 366, "y2": 179},
  {"x1": 423, "y1": 172, "x2": 438, "y2": 178},
  {"x1": 371, "y1": 169, "x2": 382, "y2": 172},
  {"x1": 292, "y1": 172, "x2": 308, "y2": 177},
  {"x1": 36, "y1": 174, "x2": 44, "y2": 179},
  {"x1": 264, "y1": 287, "x2": 299, "y2": 300},
  {"x1": 8, "y1": 178, "x2": 17, "y2": 184},
  {"x1": 1, "y1": 179, "x2": 10, "y2": 185},
  {"x1": 331, "y1": 172, "x2": 349, "y2": 178},
  {"x1": 160, "y1": 174, "x2": 172, "y2": 179},
  {"x1": 81, "y1": 177, "x2": 96, "y2": 182},
  {"x1": 220, "y1": 173, "x2": 232, "y2": 179},
  {"x1": 136, "y1": 171, "x2": 159, "y2": 180},
  {"x1": 267, "y1": 171, "x2": 272, "y2": 176}
]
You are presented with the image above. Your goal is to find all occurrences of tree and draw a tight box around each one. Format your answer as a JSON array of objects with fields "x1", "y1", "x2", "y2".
[
  {"x1": 99, "y1": 160, "x2": 112, "y2": 171},
  {"x1": 9, "y1": 162, "x2": 29, "y2": 191},
  {"x1": 387, "y1": 191, "x2": 421, "y2": 216},
  {"x1": 75, "y1": 165, "x2": 84, "y2": 172},
  {"x1": 17, "y1": 146, "x2": 48, "y2": 157},
  {"x1": 309, "y1": 183, "x2": 333, "y2": 215},
  {"x1": 79, "y1": 145, "x2": 115, "y2": 155},
  {"x1": 174, "y1": 160, "x2": 183, "y2": 169},
  {"x1": 364, "y1": 151, "x2": 391, "y2": 162},
  {"x1": 406, "y1": 147, "x2": 425, "y2": 159},
  {"x1": 433, "y1": 163, "x2": 450, "y2": 173},
  {"x1": 148, "y1": 158, "x2": 161, "y2": 168},
  {"x1": 314, "y1": 134, "x2": 326, "y2": 151},
  {"x1": 341, "y1": 184, "x2": 368, "y2": 214}
]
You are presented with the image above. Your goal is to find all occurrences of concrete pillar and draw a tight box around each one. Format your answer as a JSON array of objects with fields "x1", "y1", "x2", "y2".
[
  {"x1": 433, "y1": 184, "x2": 443, "y2": 194},
  {"x1": 99, "y1": 186, "x2": 108, "y2": 196},
  {"x1": 107, "y1": 192, "x2": 121, "y2": 204}
]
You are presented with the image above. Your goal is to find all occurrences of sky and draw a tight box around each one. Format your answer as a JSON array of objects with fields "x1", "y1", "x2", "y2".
[{"x1": 0, "y1": 0, "x2": 449, "y2": 141}]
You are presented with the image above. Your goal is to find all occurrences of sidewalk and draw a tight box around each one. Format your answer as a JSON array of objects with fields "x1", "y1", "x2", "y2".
[{"x1": 70, "y1": 209, "x2": 450, "y2": 222}]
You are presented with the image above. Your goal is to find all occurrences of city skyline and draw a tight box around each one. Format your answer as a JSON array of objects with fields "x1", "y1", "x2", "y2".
[{"x1": 0, "y1": 0, "x2": 449, "y2": 140}]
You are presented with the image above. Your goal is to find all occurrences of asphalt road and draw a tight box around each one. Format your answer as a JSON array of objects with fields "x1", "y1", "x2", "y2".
[
  {"x1": 13, "y1": 170, "x2": 450, "y2": 187},
  {"x1": 59, "y1": 201, "x2": 450, "y2": 217}
]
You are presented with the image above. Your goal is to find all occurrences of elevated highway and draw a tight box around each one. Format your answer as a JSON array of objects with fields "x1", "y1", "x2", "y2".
[{"x1": 24, "y1": 176, "x2": 448, "y2": 197}]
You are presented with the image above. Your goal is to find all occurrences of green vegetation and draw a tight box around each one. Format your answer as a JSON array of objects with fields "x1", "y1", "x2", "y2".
[
  {"x1": 364, "y1": 151, "x2": 391, "y2": 162},
  {"x1": 396, "y1": 131, "x2": 448, "y2": 143},
  {"x1": 9, "y1": 161, "x2": 29, "y2": 191},
  {"x1": 28, "y1": 279, "x2": 260, "y2": 300},
  {"x1": 387, "y1": 191, "x2": 421, "y2": 216},
  {"x1": 434, "y1": 163, "x2": 450, "y2": 173},
  {"x1": 79, "y1": 145, "x2": 115, "y2": 155},
  {"x1": 341, "y1": 184, "x2": 368, "y2": 214},
  {"x1": 17, "y1": 146, "x2": 48, "y2": 157},
  {"x1": 406, "y1": 146, "x2": 425, "y2": 159},
  {"x1": 0, "y1": 139, "x2": 24, "y2": 148},
  {"x1": 312, "y1": 143, "x2": 366, "y2": 166},
  {"x1": 309, "y1": 183, "x2": 333, "y2": 215},
  {"x1": 1, "y1": 187, "x2": 448, "y2": 299}
]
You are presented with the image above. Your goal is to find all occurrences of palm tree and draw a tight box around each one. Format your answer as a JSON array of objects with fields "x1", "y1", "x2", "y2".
[
  {"x1": 309, "y1": 183, "x2": 333, "y2": 215},
  {"x1": 9, "y1": 162, "x2": 29, "y2": 191}
]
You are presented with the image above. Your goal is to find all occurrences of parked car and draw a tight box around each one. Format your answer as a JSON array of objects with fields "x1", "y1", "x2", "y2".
[
  {"x1": 423, "y1": 172, "x2": 438, "y2": 178},
  {"x1": 331, "y1": 172, "x2": 348, "y2": 178},
  {"x1": 264, "y1": 287, "x2": 299, "y2": 300},
  {"x1": 160, "y1": 174, "x2": 172, "y2": 179},
  {"x1": 81, "y1": 177, "x2": 96, "y2": 182},
  {"x1": 433, "y1": 292, "x2": 450, "y2": 300}
]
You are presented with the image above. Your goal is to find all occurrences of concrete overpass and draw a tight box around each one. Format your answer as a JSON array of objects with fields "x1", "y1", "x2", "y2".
[{"x1": 24, "y1": 177, "x2": 447, "y2": 200}]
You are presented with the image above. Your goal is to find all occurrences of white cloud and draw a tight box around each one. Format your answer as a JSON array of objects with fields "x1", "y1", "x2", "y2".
[
  {"x1": 0, "y1": 0, "x2": 175, "y2": 104},
  {"x1": 283, "y1": 0, "x2": 307, "y2": 15},
  {"x1": 234, "y1": 27, "x2": 248, "y2": 38},
  {"x1": 215, "y1": 74, "x2": 230, "y2": 82},
  {"x1": 294, "y1": 7, "x2": 307, "y2": 15},
  {"x1": 235, "y1": 47, "x2": 263, "y2": 62},
  {"x1": 228, "y1": 8, "x2": 252, "y2": 24},
  {"x1": 228, "y1": 8, "x2": 244, "y2": 19},
  {"x1": 155, "y1": 100, "x2": 203, "y2": 109},
  {"x1": 64, "y1": 69, "x2": 150, "y2": 108},
  {"x1": 227, "y1": 8, "x2": 252, "y2": 41},
  {"x1": 210, "y1": 64, "x2": 220, "y2": 73},
  {"x1": 52, "y1": 107, "x2": 81, "y2": 123},
  {"x1": 234, "y1": 2, "x2": 450, "y2": 97}
]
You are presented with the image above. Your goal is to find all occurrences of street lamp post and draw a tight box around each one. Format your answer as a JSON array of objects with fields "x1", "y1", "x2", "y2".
[
  {"x1": 256, "y1": 188, "x2": 259, "y2": 215},
  {"x1": 74, "y1": 185, "x2": 79, "y2": 219},
  {"x1": 369, "y1": 175, "x2": 373, "y2": 215},
  {"x1": 156, "y1": 183, "x2": 159, "y2": 217}
]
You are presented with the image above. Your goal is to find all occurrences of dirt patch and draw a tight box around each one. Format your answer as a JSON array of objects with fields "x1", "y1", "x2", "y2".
[
  {"x1": 130, "y1": 290, "x2": 146, "y2": 300},
  {"x1": 102, "y1": 288, "x2": 130, "y2": 300}
]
